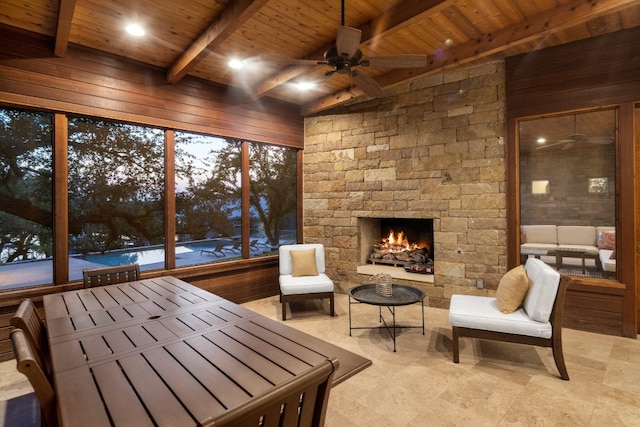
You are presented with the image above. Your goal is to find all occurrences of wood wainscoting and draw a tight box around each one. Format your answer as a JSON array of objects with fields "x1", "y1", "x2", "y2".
[{"x1": 564, "y1": 281, "x2": 626, "y2": 337}]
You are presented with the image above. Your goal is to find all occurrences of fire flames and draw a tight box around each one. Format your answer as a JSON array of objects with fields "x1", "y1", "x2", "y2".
[{"x1": 378, "y1": 229, "x2": 427, "y2": 253}]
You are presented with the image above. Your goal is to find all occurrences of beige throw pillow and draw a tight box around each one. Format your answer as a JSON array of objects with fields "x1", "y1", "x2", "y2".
[
  {"x1": 495, "y1": 265, "x2": 531, "y2": 314},
  {"x1": 291, "y1": 248, "x2": 318, "y2": 277}
]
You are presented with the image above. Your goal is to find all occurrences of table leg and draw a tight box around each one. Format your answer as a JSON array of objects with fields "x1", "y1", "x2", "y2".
[
  {"x1": 555, "y1": 252, "x2": 563, "y2": 269},
  {"x1": 391, "y1": 306, "x2": 396, "y2": 352},
  {"x1": 348, "y1": 295, "x2": 352, "y2": 336},
  {"x1": 421, "y1": 299, "x2": 425, "y2": 335}
]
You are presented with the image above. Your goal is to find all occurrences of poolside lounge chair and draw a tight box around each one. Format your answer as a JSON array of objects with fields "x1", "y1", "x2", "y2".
[
  {"x1": 225, "y1": 242, "x2": 241, "y2": 253},
  {"x1": 201, "y1": 244, "x2": 226, "y2": 257},
  {"x1": 250, "y1": 239, "x2": 268, "y2": 251}
]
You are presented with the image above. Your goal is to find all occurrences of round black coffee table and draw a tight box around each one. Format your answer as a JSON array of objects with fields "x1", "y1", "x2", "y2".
[{"x1": 348, "y1": 284, "x2": 425, "y2": 352}]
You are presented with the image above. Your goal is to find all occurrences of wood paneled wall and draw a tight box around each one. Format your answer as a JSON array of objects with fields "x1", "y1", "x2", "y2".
[
  {"x1": 506, "y1": 27, "x2": 640, "y2": 338},
  {"x1": 0, "y1": 24, "x2": 303, "y2": 148},
  {"x1": 0, "y1": 24, "x2": 301, "y2": 360}
]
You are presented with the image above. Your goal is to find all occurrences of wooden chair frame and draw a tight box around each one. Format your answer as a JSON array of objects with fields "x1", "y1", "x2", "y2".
[
  {"x1": 198, "y1": 358, "x2": 338, "y2": 427},
  {"x1": 10, "y1": 328, "x2": 58, "y2": 427},
  {"x1": 452, "y1": 274, "x2": 571, "y2": 380},
  {"x1": 82, "y1": 263, "x2": 141, "y2": 288},
  {"x1": 280, "y1": 292, "x2": 335, "y2": 321},
  {"x1": 10, "y1": 298, "x2": 51, "y2": 374}
]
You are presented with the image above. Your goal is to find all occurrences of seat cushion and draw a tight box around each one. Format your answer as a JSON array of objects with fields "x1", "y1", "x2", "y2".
[
  {"x1": 449, "y1": 294, "x2": 552, "y2": 338},
  {"x1": 522, "y1": 257, "x2": 561, "y2": 323},
  {"x1": 279, "y1": 274, "x2": 334, "y2": 295},
  {"x1": 599, "y1": 249, "x2": 617, "y2": 272}
]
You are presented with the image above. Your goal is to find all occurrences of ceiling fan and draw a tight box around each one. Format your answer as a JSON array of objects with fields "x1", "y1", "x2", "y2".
[
  {"x1": 536, "y1": 114, "x2": 615, "y2": 151},
  {"x1": 270, "y1": 0, "x2": 427, "y2": 98}
]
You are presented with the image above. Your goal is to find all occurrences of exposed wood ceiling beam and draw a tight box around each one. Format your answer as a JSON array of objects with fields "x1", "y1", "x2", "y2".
[
  {"x1": 167, "y1": 0, "x2": 269, "y2": 84},
  {"x1": 302, "y1": 0, "x2": 640, "y2": 115},
  {"x1": 250, "y1": 0, "x2": 452, "y2": 100},
  {"x1": 54, "y1": 0, "x2": 76, "y2": 57}
]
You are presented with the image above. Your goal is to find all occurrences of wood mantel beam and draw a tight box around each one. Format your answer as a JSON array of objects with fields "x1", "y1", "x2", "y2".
[
  {"x1": 302, "y1": 0, "x2": 640, "y2": 115},
  {"x1": 167, "y1": 0, "x2": 269, "y2": 84},
  {"x1": 54, "y1": 0, "x2": 76, "y2": 57},
  {"x1": 251, "y1": 0, "x2": 452, "y2": 100}
]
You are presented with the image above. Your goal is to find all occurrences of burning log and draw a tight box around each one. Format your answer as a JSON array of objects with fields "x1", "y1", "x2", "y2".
[{"x1": 369, "y1": 229, "x2": 433, "y2": 273}]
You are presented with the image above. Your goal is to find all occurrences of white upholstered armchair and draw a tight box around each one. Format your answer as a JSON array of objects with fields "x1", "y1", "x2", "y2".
[
  {"x1": 278, "y1": 244, "x2": 335, "y2": 321},
  {"x1": 449, "y1": 257, "x2": 570, "y2": 380}
]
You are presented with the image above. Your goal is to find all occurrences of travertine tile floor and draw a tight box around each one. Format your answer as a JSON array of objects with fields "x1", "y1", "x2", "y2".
[{"x1": 2, "y1": 293, "x2": 640, "y2": 426}]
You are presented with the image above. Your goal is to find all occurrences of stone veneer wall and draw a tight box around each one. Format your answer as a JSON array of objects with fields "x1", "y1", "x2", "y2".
[{"x1": 303, "y1": 61, "x2": 506, "y2": 309}]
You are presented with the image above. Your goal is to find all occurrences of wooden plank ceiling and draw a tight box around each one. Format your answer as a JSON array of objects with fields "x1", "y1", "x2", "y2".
[{"x1": 1, "y1": 0, "x2": 640, "y2": 116}]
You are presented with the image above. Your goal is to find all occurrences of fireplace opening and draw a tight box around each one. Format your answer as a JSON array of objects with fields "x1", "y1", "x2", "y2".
[{"x1": 358, "y1": 218, "x2": 434, "y2": 275}]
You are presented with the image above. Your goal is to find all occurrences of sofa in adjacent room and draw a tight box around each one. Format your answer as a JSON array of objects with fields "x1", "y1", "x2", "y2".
[{"x1": 520, "y1": 225, "x2": 616, "y2": 275}]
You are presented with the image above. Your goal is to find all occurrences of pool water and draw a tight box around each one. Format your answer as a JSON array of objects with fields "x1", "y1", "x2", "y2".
[{"x1": 83, "y1": 246, "x2": 194, "y2": 267}]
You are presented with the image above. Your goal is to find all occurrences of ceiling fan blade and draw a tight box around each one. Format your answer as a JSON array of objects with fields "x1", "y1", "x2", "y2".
[
  {"x1": 364, "y1": 55, "x2": 427, "y2": 68},
  {"x1": 336, "y1": 26, "x2": 362, "y2": 58},
  {"x1": 535, "y1": 141, "x2": 569, "y2": 150},
  {"x1": 258, "y1": 58, "x2": 323, "y2": 66},
  {"x1": 585, "y1": 136, "x2": 615, "y2": 144},
  {"x1": 351, "y1": 70, "x2": 382, "y2": 98}
]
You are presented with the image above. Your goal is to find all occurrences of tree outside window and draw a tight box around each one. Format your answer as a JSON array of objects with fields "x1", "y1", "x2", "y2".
[
  {"x1": 67, "y1": 117, "x2": 165, "y2": 278},
  {"x1": 0, "y1": 109, "x2": 53, "y2": 288}
]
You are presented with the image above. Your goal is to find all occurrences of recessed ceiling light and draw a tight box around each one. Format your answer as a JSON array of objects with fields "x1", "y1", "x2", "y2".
[
  {"x1": 125, "y1": 23, "x2": 145, "y2": 37},
  {"x1": 537, "y1": 137, "x2": 547, "y2": 144},
  {"x1": 228, "y1": 59, "x2": 244, "y2": 69},
  {"x1": 444, "y1": 38, "x2": 454, "y2": 47},
  {"x1": 293, "y1": 81, "x2": 316, "y2": 91}
]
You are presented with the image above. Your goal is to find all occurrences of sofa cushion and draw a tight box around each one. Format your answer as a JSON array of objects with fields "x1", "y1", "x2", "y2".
[
  {"x1": 557, "y1": 226, "x2": 596, "y2": 246},
  {"x1": 279, "y1": 274, "x2": 334, "y2": 295},
  {"x1": 522, "y1": 257, "x2": 561, "y2": 323},
  {"x1": 599, "y1": 249, "x2": 617, "y2": 273},
  {"x1": 290, "y1": 248, "x2": 318, "y2": 277},
  {"x1": 449, "y1": 295, "x2": 552, "y2": 338},
  {"x1": 495, "y1": 265, "x2": 530, "y2": 313},
  {"x1": 521, "y1": 225, "x2": 557, "y2": 244},
  {"x1": 521, "y1": 243, "x2": 558, "y2": 253}
]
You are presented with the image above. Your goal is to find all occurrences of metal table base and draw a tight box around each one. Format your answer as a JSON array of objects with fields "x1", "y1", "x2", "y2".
[{"x1": 348, "y1": 284, "x2": 425, "y2": 352}]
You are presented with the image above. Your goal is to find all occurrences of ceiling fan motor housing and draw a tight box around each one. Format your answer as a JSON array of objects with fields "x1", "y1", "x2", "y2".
[{"x1": 324, "y1": 46, "x2": 362, "y2": 74}]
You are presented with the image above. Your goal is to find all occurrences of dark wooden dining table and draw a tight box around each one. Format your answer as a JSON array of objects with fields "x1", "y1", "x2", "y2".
[{"x1": 44, "y1": 276, "x2": 371, "y2": 426}]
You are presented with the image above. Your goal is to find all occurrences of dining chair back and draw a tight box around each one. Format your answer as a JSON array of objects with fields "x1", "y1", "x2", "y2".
[
  {"x1": 10, "y1": 328, "x2": 58, "y2": 427},
  {"x1": 198, "y1": 358, "x2": 338, "y2": 427},
  {"x1": 82, "y1": 263, "x2": 141, "y2": 288},
  {"x1": 10, "y1": 298, "x2": 51, "y2": 374}
]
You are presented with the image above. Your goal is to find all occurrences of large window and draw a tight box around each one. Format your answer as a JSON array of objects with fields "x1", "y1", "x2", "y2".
[
  {"x1": 518, "y1": 109, "x2": 617, "y2": 279},
  {"x1": 248, "y1": 143, "x2": 297, "y2": 252},
  {"x1": 0, "y1": 107, "x2": 299, "y2": 289},
  {"x1": 175, "y1": 132, "x2": 242, "y2": 266},
  {"x1": 0, "y1": 109, "x2": 53, "y2": 289},
  {"x1": 67, "y1": 118, "x2": 165, "y2": 279}
]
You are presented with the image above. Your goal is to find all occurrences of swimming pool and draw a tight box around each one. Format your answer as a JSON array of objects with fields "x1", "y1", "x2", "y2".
[{"x1": 76, "y1": 240, "x2": 264, "y2": 269}]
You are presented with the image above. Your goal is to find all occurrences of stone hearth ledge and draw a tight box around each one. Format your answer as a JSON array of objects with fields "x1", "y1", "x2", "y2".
[{"x1": 356, "y1": 264, "x2": 434, "y2": 284}]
